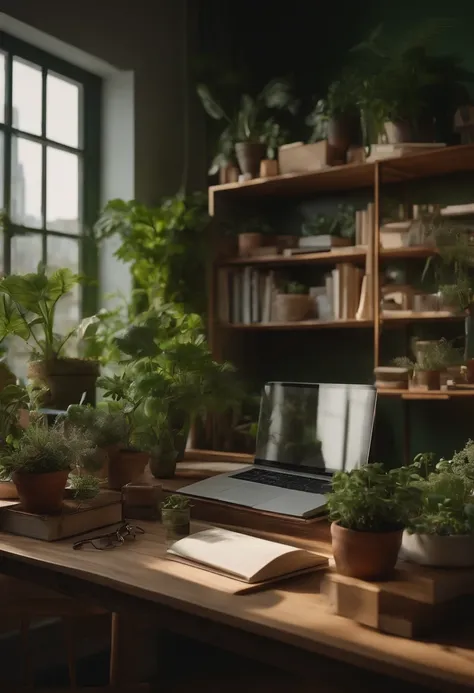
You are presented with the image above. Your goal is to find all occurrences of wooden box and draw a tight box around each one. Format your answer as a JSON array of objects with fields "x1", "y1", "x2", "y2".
[
  {"x1": 278, "y1": 141, "x2": 340, "y2": 174},
  {"x1": 0, "y1": 490, "x2": 122, "y2": 541}
]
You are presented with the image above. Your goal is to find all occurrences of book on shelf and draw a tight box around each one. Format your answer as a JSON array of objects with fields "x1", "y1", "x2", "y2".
[
  {"x1": 167, "y1": 527, "x2": 328, "y2": 585},
  {"x1": 297, "y1": 235, "x2": 351, "y2": 250},
  {"x1": 328, "y1": 263, "x2": 364, "y2": 320}
]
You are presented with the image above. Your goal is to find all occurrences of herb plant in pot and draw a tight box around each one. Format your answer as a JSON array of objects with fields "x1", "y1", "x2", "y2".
[
  {"x1": 401, "y1": 445, "x2": 474, "y2": 567},
  {"x1": 0, "y1": 267, "x2": 99, "y2": 409},
  {"x1": 0, "y1": 422, "x2": 98, "y2": 514},
  {"x1": 327, "y1": 463, "x2": 419, "y2": 580},
  {"x1": 161, "y1": 494, "x2": 191, "y2": 541},
  {"x1": 197, "y1": 79, "x2": 297, "y2": 179},
  {"x1": 275, "y1": 282, "x2": 311, "y2": 322}
]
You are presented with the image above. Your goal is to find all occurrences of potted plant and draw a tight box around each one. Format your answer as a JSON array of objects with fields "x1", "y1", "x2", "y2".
[
  {"x1": 327, "y1": 463, "x2": 420, "y2": 580},
  {"x1": 62, "y1": 403, "x2": 126, "y2": 479},
  {"x1": 275, "y1": 282, "x2": 311, "y2": 322},
  {"x1": 306, "y1": 75, "x2": 362, "y2": 156},
  {"x1": 401, "y1": 444, "x2": 474, "y2": 567},
  {"x1": 301, "y1": 204, "x2": 356, "y2": 245},
  {"x1": 161, "y1": 494, "x2": 191, "y2": 541},
  {"x1": 0, "y1": 422, "x2": 98, "y2": 514},
  {"x1": 0, "y1": 267, "x2": 100, "y2": 410},
  {"x1": 234, "y1": 216, "x2": 273, "y2": 257},
  {"x1": 197, "y1": 79, "x2": 297, "y2": 179},
  {"x1": 259, "y1": 120, "x2": 286, "y2": 178},
  {"x1": 393, "y1": 339, "x2": 450, "y2": 390},
  {"x1": 0, "y1": 383, "x2": 31, "y2": 499}
]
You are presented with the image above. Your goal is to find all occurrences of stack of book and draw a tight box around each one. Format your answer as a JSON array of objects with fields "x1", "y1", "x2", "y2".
[
  {"x1": 355, "y1": 203, "x2": 374, "y2": 246},
  {"x1": 217, "y1": 263, "x2": 367, "y2": 324}
]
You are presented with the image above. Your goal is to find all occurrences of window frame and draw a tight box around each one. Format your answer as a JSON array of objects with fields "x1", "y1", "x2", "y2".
[{"x1": 0, "y1": 31, "x2": 101, "y2": 317}]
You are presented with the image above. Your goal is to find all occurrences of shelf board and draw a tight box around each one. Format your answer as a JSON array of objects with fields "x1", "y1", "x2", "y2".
[
  {"x1": 221, "y1": 319, "x2": 373, "y2": 331},
  {"x1": 382, "y1": 311, "x2": 463, "y2": 325},
  {"x1": 209, "y1": 144, "x2": 474, "y2": 202},
  {"x1": 380, "y1": 246, "x2": 436, "y2": 260},
  {"x1": 377, "y1": 388, "x2": 474, "y2": 399},
  {"x1": 221, "y1": 247, "x2": 367, "y2": 267}
]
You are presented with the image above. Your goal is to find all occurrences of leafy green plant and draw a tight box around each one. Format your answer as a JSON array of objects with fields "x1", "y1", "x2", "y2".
[
  {"x1": 63, "y1": 404, "x2": 126, "y2": 448},
  {"x1": 392, "y1": 338, "x2": 462, "y2": 372},
  {"x1": 68, "y1": 473, "x2": 101, "y2": 500},
  {"x1": 161, "y1": 494, "x2": 191, "y2": 511},
  {"x1": 0, "y1": 384, "x2": 30, "y2": 449},
  {"x1": 306, "y1": 75, "x2": 360, "y2": 142},
  {"x1": 327, "y1": 463, "x2": 421, "y2": 532},
  {"x1": 0, "y1": 422, "x2": 96, "y2": 476},
  {"x1": 302, "y1": 205, "x2": 355, "y2": 240},
  {"x1": 406, "y1": 471, "x2": 474, "y2": 535},
  {"x1": 95, "y1": 193, "x2": 210, "y2": 318},
  {"x1": 0, "y1": 266, "x2": 89, "y2": 361}
]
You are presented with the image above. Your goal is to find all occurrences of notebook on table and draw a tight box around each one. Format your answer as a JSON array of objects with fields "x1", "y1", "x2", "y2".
[{"x1": 167, "y1": 527, "x2": 328, "y2": 585}]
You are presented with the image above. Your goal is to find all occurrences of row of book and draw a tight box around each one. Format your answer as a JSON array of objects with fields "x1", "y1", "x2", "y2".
[{"x1": 217, "y1": 264, "x2": 371, "y2": 324}]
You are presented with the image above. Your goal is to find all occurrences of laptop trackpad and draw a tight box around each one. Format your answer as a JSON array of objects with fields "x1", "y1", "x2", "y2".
[
  {"x1": 255, "y1": 491, "x2": 327, "y2": 517},
  {"x1": 216, "y1": 482, "x2": 282, "y2": 507}
]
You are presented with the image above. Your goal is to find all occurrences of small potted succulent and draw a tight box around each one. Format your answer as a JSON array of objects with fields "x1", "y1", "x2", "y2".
[
  {"x1": 327, "y1": 463, "x2": 420, "y2": 580},
  {"x1": 275, "y1": 282, "x2": 311, "y2": 322},
  {"x1": 0, "y1": 422, "x2": 99, "y2": 514},
  {"x1": 161, "y1": 494, "x2": 191, "y2": 541}
]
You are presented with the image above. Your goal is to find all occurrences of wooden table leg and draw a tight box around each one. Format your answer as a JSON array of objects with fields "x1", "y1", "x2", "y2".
[{"x1": 110, "y1": 612, "x2": 152, "y2": 692}]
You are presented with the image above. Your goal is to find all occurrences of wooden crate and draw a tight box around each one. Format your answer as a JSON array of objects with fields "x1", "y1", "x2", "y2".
[
  {"x1": 0, "y1": 490, "x2": 122, "y2": 540},
  {"x1": 278, "y1": 141, "x2": 341, "y2": 174},
  {"x1": 322, "y1": 562, "x2": 474, "y2": 637}
]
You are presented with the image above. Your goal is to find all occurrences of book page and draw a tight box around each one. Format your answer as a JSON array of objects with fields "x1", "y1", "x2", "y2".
[{"x1": 167, "y1": 528, "x2": 323, "y2": 583}]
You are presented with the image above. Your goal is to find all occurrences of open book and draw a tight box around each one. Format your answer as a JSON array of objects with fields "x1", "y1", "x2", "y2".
[{"x1": 167, "y1": 528, "x2": 328, "y2": 584}]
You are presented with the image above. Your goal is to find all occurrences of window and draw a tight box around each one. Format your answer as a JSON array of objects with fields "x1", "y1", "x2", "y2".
[{"x1": 0, "y1": 33, "x2": 101, "y2": 375}]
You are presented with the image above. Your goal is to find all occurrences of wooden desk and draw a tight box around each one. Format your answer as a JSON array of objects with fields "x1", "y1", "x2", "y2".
[{"x1": 0, "y1": 522, "x2": 473, "y2": 692}]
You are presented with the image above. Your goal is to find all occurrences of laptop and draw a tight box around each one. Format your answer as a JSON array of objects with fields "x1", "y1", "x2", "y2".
[{"x1": 180, "y1": 382, "x2": 377, "y2": 518}]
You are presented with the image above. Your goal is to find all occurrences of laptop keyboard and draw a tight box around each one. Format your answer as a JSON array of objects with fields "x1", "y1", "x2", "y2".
[{"x1": 232, "y1": 468, "x2": 331, "y2": 495}]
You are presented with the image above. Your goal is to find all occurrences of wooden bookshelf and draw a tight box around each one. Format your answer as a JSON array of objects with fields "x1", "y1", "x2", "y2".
[
  {"x1": 221, "y1": 319, "x2": 373, "y2": 331},
  {"x1": 377, "y1": 388, "x2": 474, "y2": 399},
  {"x1": 221, "y1": 247, "x2": 367, "y2": 267},
  {"x1": 382, "y1": 311, "x2": 463, "y2": 324}
]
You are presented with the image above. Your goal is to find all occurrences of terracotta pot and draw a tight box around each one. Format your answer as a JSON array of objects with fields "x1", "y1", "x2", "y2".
[
  {"x1": 274, "y1": 294, "x2": 311, "y2": 322},
  {"x1": 219, "y1": 164, "x2": 239, "y2": 184},
  {"x1": 401, "y1": 531, "x2": 474, "y2": 567},
  {"x1": 384, "y1": 120, "x2": 414, "y2": 144},
  {"x1": 235, "y1": 142, "x2": 266, "y2": 178},
  {"x1": 161, "y1": 507, "x2": 190, "y2": 540},
  {"x1": 28, "y1": 358, "x2": 99, "y2": 410},
  {"x1": 107, "y1": 449, "x2": 148, "y2": 491},
  {"x1": 416, "y1": 369, "x2": 440, "y2": 390},
  {"x1": 238, "y1": 232, "x2": 263, "y2": 257},
  {"x1": 331, "y1": 522, "x2": 403, "y2": 580},
  {"x1": 12, "y1": 470, "x2": 69, "y2": 514},
  {"x1": 259, "y1": 159, "x2": 278, "y2": 177},
  {"x1": 0, "y1": 480, "x2": 18, "y2": 500},
  {"x1": 327, "y1": 113, "x2": 362, "y2": 156}
]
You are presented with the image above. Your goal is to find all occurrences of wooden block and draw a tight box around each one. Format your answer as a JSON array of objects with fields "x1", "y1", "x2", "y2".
[{"x1": 278, "y1": 141, "x2": 340, "y2": 174}]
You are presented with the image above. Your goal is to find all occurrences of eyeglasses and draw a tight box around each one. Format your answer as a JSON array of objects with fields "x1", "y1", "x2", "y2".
[{"x1": 73, "y1": 523, "x2": 145, "y2": 551}]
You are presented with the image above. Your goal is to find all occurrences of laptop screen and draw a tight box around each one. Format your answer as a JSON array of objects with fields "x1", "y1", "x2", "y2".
[{"x1": 254, "y1": 382, "x2": 376, "y2": 475}]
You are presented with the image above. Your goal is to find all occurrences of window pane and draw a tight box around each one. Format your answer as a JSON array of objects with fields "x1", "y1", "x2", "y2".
[
  {"x1": 47, "y1": 73, "x2": 80, "y2": 148},
  {"x1": 12, "y1": 58, "x2": 42, "y2": 135},
  {"x1": 0, "y1": 52, "x2": 5, "y2": 123},
  {"x1": 47, "y1": 236, "x2": 80, "y2": 352},
  {"x1": 11, "y1": 137, "x2": 42, "y2": 229},
  {"x1": 46, "y1": 148, "x2": 80, "y2": 234},
  {"x1": 11, "y1": 234, "x2": 42, "y2": 273}
]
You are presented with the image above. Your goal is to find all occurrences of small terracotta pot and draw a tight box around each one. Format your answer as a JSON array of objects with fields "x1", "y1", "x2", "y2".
[
  {"x1": 0, "y1": 480, "x2": 18, "y2": 500},
  {"x1": 12, "y1": 470, "x2": 69, "y2": 515},
  {"x1": 259, "y1": 159, "x2": 279, "y2": 177},
  {"x1": 238, "y1": 232, "x2": 263, "y2": 257},
  {"x1": 274, "y1": 294, "x2": 311, "y2": 322},
  {"x1": 219, "y1": 164, "x2": 239, "y2": 184},
  {"x1": 416, "y1": 369, "x2": 440, "y2": 390},
  {"x1": 107, "y1": 449, "x2": 148, "y2": 491},
  {"x1": 28, "y1": 358, "x2": 99, "y2": 410},
  {"x1": 331, "y1": 522, "x2": 403, "y2": 580},
  {"x1": 235, "y1": 142, "x2": 266, "y2": 178}
]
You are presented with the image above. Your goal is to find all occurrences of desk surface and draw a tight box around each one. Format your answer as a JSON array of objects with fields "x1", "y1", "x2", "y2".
[{"x1": 0, "y1": 521, "x2": 473, "y2": 691}]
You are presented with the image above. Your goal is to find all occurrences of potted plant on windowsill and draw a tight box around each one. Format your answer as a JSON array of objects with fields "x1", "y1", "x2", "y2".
[
  {"x1": 275, "y1": 282, "x2": 311, "y2": 322},
  {"x1": 0, "y1": 267, "x2": 100, "y2": 410},
  {"x1": 401, "y1": 443, "x2": 474, "y2": 567},
  {"x1": 327, "y1": 463, "x2": 420, "y2": 580},
  {"x1": 0, "y1": 421, "x2": 99, "y2": 514},
  {"x1": 161, "y1": 494, "x2": 191, "y2": 541},
  {"x1": 197, "y1": 79, "x2": 297, "y2": 179}
]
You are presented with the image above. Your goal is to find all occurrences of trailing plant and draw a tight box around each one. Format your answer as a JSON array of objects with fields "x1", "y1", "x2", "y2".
[
  {"x1": 326, "y1": 463, "x2": 421, "y2": 532},
  {"x1": 302, "y1": 205, "x2": 355, "y2": 240},
  {"x1": 95, "y1": 193, "x2": 211, "y2": 318},
  {"x1": 161, "y1": 494, "x2": 191, "y2": 511}
]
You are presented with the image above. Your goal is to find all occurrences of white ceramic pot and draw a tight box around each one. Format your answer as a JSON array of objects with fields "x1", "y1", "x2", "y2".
[{"x1": 401, "y1": 530, "x2": 474, "y2": 567}]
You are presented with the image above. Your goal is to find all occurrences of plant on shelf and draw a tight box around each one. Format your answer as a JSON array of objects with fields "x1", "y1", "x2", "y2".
[
  {"x1": 161, "y1": 494, "x2": 191, "y2": 539},
  {"x1": 275, "y1": 282, "x2": 310, "y2": 323},
  {"x1": 0, "y1": 266, "x2": 100, "y2": 409},
  {"x1": 302, "y1": 204, "x2": 356, "y2": 241},
  {"x1": 197, "y1": 79, "x2": 298, "y2": 178},
  {"x1": 0, "y1": 422, "x2": 99, "y2": 514},
  {"x1": 306, "y1": 74, "x2": 362, "y2": 153},
  {"x1": 327, "y1": 463, "x2": 421, "y2": 580},
  {"x1": 401, "y1": 445, "x2": 474, "y2": 567},
  {"x1": 393, "y1": 338, "x2": 462, "y2": 390},
  {"x1": 95, "y1": 193, "x2": 211, "y2": 319},
  {"x1": 98, "y1": 304, "x2": 241, "y2": 480},
  {"x1": 229, "y1": 216, "x2": 273, "y2": 257}
]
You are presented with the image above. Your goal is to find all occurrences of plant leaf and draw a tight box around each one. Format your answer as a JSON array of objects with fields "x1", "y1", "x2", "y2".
[{"x1": 196, "y1": 84, "x2": 226, "y2": 120}]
